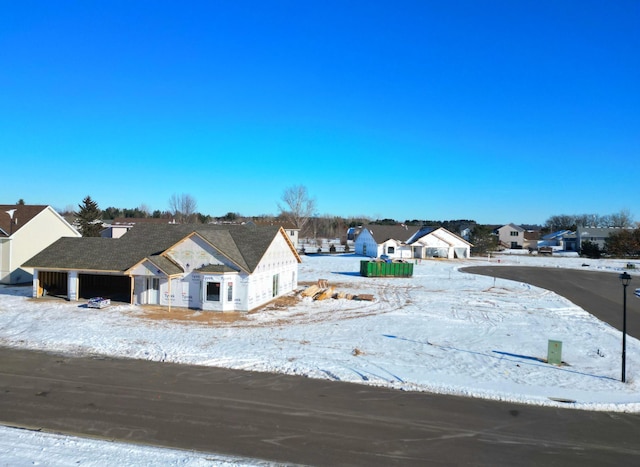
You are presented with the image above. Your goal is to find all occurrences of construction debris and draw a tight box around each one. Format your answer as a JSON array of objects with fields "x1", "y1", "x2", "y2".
[{"x1": 300, "y1": 280, "x2": 374, "y2": 302}]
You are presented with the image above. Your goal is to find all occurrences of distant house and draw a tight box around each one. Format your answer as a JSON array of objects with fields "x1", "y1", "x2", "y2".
[
  {"x1": 406, "y1": 226, "x2": 473, "y2": 259},
  {"x1": 354, "y1": 224, "x2": 472, "y2": 259},
  {"x1": 539, "y1": 230, "x2": 577, "y2": 251},
  {"x1": 497, "y1": 224, "x2": 526, "y2": 249},
  {"x1": 0, "y1": 204, "x2": 80, "y2": 284},
  {"x1": 576, "y1": 226, "x2": 627, "y2": 252},
  {"x1": 23, "y1": 223, "x2": 301, "y2": 312},
  {"x1": 355, "y1": 225, "x2": 420, "y2": 258},
  {"x1": 497, "y1": 224, "x2": 544, "y2": 251},
  {"x1": 101, "y1": 217, "x2": 173, "y2": 238}
]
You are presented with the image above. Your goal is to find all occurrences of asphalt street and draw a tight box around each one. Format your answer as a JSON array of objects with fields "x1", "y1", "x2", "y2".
[{"x1": 1, "y1": 267, "x2": 640, "y2": 466}]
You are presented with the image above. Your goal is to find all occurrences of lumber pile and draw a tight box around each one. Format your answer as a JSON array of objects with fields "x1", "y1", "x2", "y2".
[{"x1": 300, "y1": 280, "x2": 374, "y2": 302}]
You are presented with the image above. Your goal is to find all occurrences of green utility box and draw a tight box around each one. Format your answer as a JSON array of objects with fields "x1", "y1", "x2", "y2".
[
  {"x1": 547, "y1": 340, "x2": 563, "y2": 365},
  {"x1": 360, "y1": 260, "x2": 414, "y2": 278}
]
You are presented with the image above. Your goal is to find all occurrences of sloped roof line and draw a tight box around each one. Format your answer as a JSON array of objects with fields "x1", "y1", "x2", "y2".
[
  {"x1": 24, "y1": 223, "x2": 291, "y2": 274},
  {"x1": 0, "y1": 205, "x2": 49, "y2": 237},
  {"x1": 407, "y1": 227, "x2": 473, "y2": 247},
  {"x1": 360, "y1": 224, "x2": 420, "y2": 244},
  {"x1": 184, "y1": 230, "x2": 251, "y2": 274}
]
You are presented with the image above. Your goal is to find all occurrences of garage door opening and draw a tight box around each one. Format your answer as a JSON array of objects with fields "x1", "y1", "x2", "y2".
[
  {"x1": 39, "y1": 271, "x2": 68, "y2": 298},
  {"x1": 78, "y1": 274, "x2": 131, "y2": 303}
]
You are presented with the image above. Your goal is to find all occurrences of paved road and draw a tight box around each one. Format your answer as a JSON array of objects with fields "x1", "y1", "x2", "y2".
[
  {"x1": 462, "y1": 266, "x2": 640, "y2": 338},
  {"x1": 2, "y1": 267, "x2": 640, "y2": 466},
  {"x1": 3, "y1": 348, "x2": 640, "y2": 466}
]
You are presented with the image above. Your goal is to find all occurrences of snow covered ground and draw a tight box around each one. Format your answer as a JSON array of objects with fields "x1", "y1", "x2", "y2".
[{"x1": 1, "y1": 252, "x2": 639, "y2": 463}]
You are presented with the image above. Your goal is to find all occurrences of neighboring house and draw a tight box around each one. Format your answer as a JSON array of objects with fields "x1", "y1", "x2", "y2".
[
  {"x1": 576, "y1": 226, "x2": 626, "y2": 252},
  {"x1": 406, "y1": 226, "x2": 473, "y2": 259},
  {"x1": 354, "y1": 224, "x2": 472, "y2": 259},
  {"x1": 354, "y1": 225, "x2": 420, "y2": 258},
  {"x1": 538, "y1": 230, "x2": 577, "y2": 251},
  {"x1": 0, "y1": 204, "x2": 80, "y2": 284},
  {"x1": 23, "y1": 223, "x2": 301, "y2": 312},
  {"x1": 497, "y1": 224, "x2": 526, "y2": 249},
  {"x1": 101, "y1": 217, "x2": 172, "y2": 238}
]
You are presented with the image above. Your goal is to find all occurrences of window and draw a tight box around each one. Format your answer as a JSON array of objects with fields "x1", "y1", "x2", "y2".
[
  {"x1": 387, "y1": 246, "x2": 395, "y2": 254},
  {"x1": 272, "y1": 274, "x2": 279, "y2": 297},
  {"x1": 206, "y1": 282, "x2": 220, "y2": 301},
  {"x1": 227, "y1": 282, "x2": 233, "y2": 301},
  {"x1": 510, "y1": 231, "x2": 519, "y2": 236}
]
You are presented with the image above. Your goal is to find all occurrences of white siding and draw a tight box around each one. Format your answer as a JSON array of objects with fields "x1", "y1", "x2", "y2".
[{"x1": 354, "y1": 229, "x2": 381, "y2": 257}]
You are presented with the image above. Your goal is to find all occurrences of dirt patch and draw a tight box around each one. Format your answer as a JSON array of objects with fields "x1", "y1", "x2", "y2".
[{"x1": 135, "y1": 306, "x2": 250, "y2": 325}]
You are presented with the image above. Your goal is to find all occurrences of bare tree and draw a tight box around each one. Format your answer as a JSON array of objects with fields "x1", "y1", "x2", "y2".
[
  {"x1": 278, "y1": 185, "x2": 317, "y2": 234},
  {"x1": 169, "y1": 193, "x2": 198, "y2": 224},
  {"x1": 609, "y1": 209, "x2": 634, "y2": 228}
]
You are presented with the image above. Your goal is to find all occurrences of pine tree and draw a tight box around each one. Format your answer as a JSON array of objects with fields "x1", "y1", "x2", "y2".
[{"x1": 76, "y1": 196, "x2": 102, "y2": 237}]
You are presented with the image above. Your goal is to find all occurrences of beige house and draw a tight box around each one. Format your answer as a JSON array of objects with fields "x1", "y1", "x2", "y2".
[
  {"x1": 497, "y1": 223, "x2": 526, "y2": 249},
  {"x1": 0, "y1": 205, "x2": 80, "y2": 284}
]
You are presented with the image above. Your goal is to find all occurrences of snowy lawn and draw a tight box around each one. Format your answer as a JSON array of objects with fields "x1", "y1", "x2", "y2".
[{"x1": 1, "y1": 253, "x2": 640, "y2": 414}]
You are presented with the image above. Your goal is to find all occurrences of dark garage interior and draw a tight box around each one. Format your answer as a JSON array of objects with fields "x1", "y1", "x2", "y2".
[{"x1": 78, "y1": 274, "x2": 131, "y2": 303}]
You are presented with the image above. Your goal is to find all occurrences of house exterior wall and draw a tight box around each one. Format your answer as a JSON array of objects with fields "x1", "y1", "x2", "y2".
[
  {"x1": 0, "y1": 239, "x2": 10, "y2": 283},
  {"x1": 286, "y1": 229, "x2": 299, "y2": 250},
  {"x1": 243, "y1": 233, "x2": 298, "y2": 311},
  {"x1": 354, "y1": 229, "x2": 382, "y2": 257},
  {"x1": 576, "y1": 227, "x2": 624, "y2": 251},
  {"x1": 130, "y1": 230, "x2": 299, "y2": 312},
  {"x1": 2, "y1": 207, "x2": 80, "y2": 284},
  {"x1": 497, "y1": 224, "x2": 524, "y2": 249},
  {"x1": 409, "y1": 229, "x2": 471, "y2": 259}
]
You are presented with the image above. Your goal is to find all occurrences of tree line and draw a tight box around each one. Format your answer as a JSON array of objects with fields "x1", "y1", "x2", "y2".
[{"x1": 29, "y1": 191, "x2": 640, "y2": 258}]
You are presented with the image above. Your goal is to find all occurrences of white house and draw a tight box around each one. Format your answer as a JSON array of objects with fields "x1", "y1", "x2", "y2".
[
  {"x1": 354, "y1": 225, "x2": 420, "y2": 258},
  {"x1": 406, "y1": 227, "x2": 472, "y2": 259},
  {"x1": 0, "y1": 204, "x2": 80, "y2": 284},
  {"x1": 24, "y1": 223, "x2": 302, "y2": 312},
  {"x1": 354, "y1": 224, "x2": 472, "y2": 259}
]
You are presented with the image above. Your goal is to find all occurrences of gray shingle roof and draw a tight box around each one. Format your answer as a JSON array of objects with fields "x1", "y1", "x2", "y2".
[
  {"x1": 360, "y1": 224, "x2": 420, "y2": 244},
  {"x1": 23, "y1": 223, "x2": 289, "y2": 274}
]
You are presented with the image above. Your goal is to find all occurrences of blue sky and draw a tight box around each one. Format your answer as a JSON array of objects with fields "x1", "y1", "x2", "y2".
[{"x1": 1, "y1": 1, "x2": 638, "y2": 225}]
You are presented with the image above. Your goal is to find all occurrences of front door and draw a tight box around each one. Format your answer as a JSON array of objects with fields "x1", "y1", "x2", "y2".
[{"x1": 146, "y1": 278, "x2": 160, "y2": 304}]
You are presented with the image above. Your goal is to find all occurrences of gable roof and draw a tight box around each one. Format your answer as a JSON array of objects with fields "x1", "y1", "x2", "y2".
[
  {"x1": 0, "y1": 205, "x2": 49, "y2": 237},
  {"x1": 359, "y1": 224, "x2": 420, "y2": 244},
  {"x1": 24, "y1": 223, "x2": 300, "y2": 275},
  {"x1": 407, "y1": 226, "x2": 473, "y2": 247},
  {"x1": 405, "y1": 226, "x2": 437, "y2": 244},
  {"x1": 498, "y1": 223, "x2": 525, "y2": 232}
]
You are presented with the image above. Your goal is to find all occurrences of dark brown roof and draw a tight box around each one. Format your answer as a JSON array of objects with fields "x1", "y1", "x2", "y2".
[
  {"x1": 23, "y1": 223, "x2": 294, "y2": 275},
  {"x1": 0, "y1": 205, "x2": 49, "y2": 237}
]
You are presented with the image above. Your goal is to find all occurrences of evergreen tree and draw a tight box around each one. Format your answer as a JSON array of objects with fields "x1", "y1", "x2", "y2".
[
  {"x1": 76, "y1": 196, "x2": 102, "y2": 237},
  {"x1": 469, "y1": 224, "x2": 497, "y2": 255},
  {"x1": 580, "y1": 240, "x2": 602, "y2": 259}
]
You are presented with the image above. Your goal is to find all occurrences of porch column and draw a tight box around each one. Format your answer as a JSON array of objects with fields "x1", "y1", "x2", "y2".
[
  {"x1": 68, "y1": 271, "x2": 79, "y2": 301},
  {"x1": 32, "y1": 270, "x2": 39, "y2": 298}
]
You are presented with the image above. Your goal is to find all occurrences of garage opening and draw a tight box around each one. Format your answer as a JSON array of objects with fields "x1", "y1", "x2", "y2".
[
  {"x1": 39, "y1": 271, "x2": 68, "y2": 298},
  {"x1": 79, "y1": 274, "x2": 131, "y2": 303}
]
